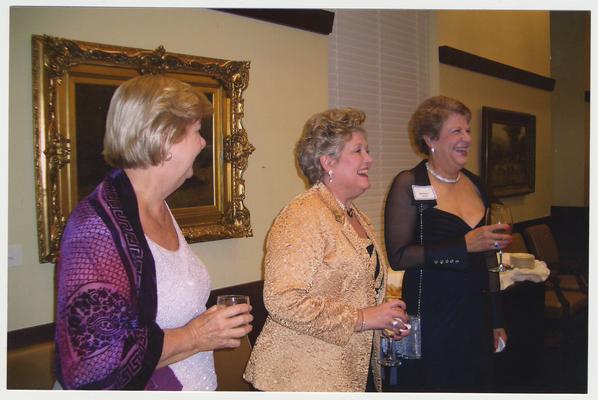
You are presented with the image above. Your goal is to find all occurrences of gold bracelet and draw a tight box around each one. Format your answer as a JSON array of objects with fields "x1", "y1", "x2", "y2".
[
  {"x1": 360, "y1": 310, "x2": 367, "y2": 332},
  {"x1": 356, "y1": 309, "x2": 363, "y2": 332}
]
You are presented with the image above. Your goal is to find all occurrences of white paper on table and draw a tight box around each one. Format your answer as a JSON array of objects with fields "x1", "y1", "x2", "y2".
[{"x1": 498, "y1": 253, "x2": 550, "y2": 290}]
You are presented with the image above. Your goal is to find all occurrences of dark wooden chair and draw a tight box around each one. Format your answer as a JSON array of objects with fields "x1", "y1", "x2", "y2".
[
  {"x1": 523, "y1": 224, "x2": 587, "y2": 293},
  {"x1": 523, "y1": 224, "x2": 587, "y2": 322},
  {"x1": 504, "y1": 232, "x2": 529, "y2": 253}
]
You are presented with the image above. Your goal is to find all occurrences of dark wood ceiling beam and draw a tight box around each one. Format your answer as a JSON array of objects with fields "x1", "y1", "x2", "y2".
[
  {"x1": 439, "y1": 45, "x2": 555, "y2": 91},
  {"x1": 216, "y1": 9, "x2": 335, "y2": 35}
]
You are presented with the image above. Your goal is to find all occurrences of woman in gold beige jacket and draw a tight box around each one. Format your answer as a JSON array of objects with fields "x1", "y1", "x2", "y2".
[{"x1": 244, "y1": 108, "x2": 409, "y2": 392}]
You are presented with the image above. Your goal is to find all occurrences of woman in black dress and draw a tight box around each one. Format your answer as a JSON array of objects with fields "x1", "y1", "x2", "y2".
[{"x1": 384, "y1": 96, "x2": 511, "y2": 392}]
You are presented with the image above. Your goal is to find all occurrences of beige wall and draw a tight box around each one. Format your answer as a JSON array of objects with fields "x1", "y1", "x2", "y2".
[
  {"x1": 8, "y1": 7, "x2": 328, "y2": 330},
  {"x1": 438, "y1": 11, "x2": 551, "y2": 76},
  {"x1": 437, "y1": 11, "x2": 553, "y2": 223}
]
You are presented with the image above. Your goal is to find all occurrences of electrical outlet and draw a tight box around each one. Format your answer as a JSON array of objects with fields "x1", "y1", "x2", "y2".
[{"x1": 8, "y1": 245, "x2": 23, "y2": 268}]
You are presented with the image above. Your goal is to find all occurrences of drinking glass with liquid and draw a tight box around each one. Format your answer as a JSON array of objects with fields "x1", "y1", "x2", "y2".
[{"x1": 486, "y1": 203, "x2": 513, "y2": 272}]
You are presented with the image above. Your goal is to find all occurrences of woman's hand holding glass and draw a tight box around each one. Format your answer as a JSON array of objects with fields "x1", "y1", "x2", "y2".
[
  {"x1": 465, "y1": 223, "x2": 512, "y2": 253},
  {"x1": 373, "y1": 297, "x2": 410, "y2": 367},
  {"x1": 184, "y1": 302, "x2": 253, "y2": 352},
  {"x1": 361, "y1": 298, "x2": 410, "y2": 338},
  {"x1": 485, "y1": 204, "x2": 514, "y2": 272}
]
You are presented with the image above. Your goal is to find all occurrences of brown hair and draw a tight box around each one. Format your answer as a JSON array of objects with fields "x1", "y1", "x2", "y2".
[{"x1": 409, "y1": 95, "x2": 471, "y2": 155}]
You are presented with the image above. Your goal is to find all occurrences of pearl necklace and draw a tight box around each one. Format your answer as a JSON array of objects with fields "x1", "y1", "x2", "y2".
[
  {"x1": 425, "y1": 162, "x2": 460, "y2": 184},
  {"x1": 335, "y1": 197, "x2": 355, "y2": 217}
]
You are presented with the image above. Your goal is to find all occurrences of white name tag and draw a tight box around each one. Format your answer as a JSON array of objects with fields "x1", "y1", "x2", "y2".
[{"x1": 412, "y1": 185, "x2": 437, "y2": 201}]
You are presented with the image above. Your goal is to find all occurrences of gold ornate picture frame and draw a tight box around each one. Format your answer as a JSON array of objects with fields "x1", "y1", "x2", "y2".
[{"x1": 32, "y1": 35, "x2": 254, "y2": 263}]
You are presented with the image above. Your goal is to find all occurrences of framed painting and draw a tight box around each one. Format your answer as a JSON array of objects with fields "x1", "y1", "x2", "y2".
[
  {"x1": 481, "y1": 106, "x2": 536, "y2": 198},
  {"x1": 32, "y1": 35, "x2": 254, "y2": 263}
]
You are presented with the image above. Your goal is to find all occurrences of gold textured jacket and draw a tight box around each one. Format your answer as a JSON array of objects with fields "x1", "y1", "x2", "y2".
[{"x1": 243, "y1": 183, "x2": 388, "y2": 391}]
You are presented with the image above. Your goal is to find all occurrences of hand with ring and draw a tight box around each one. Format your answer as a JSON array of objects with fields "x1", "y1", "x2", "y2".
[
  {"x1": 361, "y1": 297, "x2": 409, "y2": 337},
  {"x1": 389, "y1": 317, "x2": 410, "y2": 339},
  {"x1": 465, "y1": 223, "x2": 512, "y2": 253}
]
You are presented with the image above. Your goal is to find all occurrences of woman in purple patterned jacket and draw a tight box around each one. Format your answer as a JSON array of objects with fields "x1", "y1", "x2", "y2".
[{"x1": 54, "y1": 74, "x2": 253, "y2": 390}]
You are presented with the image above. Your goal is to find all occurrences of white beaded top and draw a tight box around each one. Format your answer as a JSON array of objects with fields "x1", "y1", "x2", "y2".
[{"x1": 146, "y1": 209, "x2": 216, "y2": 391}]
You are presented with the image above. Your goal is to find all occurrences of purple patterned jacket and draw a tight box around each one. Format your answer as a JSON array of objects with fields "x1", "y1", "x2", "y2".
[{"x1": 55, "y1": 169, "x2": 180, "y2": 390}]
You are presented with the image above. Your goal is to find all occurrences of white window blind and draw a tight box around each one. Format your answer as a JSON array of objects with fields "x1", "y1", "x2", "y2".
[{"x1": 329, "y1": 10, "x2": 430, "y2": 240}]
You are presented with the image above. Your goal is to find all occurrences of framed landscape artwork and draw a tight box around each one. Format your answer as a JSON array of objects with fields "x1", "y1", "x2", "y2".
[{"x1": 481, "y1": 106, "x2": 536, "y2": 198}]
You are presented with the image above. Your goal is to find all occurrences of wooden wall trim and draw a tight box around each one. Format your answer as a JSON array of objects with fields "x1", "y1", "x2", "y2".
[
  {"x1": 513, "y1": 207, "x2": 589, "y2": 267},
  {"x1": 217, "y1": 9, "x2": 335, "y2": 35},
  {"x1": 8, "y1": 280, "x2": 267, "y2": 350},
  {"x1": 7, "y1": 323, "x2": 55, "y2": 350},
  {"x1": 513, "y1": 216, "x2": 552, "y2": 234},
  {"x1": 439, "y1": 45, "x2": 556, "y2": 91}
]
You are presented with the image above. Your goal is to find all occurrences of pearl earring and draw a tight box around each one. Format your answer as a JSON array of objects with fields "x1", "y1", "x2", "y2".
[
  {"x1": 430, "y1": 147, "x2": 435, "y2": 154},
  {"x1": 328, "y1": 170, "x2": 333, "y2": 183}
]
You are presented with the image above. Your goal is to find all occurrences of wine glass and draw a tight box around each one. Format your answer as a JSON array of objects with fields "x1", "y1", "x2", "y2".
[
  {"x1": 486, "y1": 203, "x2": 513, "y2": 272},
  {"x1": 379, "y1": 296, "x2": 403, "y2": 367}
]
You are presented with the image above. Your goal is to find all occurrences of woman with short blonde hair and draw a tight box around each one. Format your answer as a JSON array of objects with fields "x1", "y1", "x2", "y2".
[
  {"x1": 55, "y1": 74, "x2": 252, "y2": 390},
  {"x1": 103, "y1": 74, "x2": 213, "y2": 168}
]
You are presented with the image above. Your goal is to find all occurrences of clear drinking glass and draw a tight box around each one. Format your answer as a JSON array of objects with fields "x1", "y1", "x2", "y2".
[
  {"x1": 216, "y1": 294, "x2": 250, "y2": 307},
  {"x1": 378, "y1": 296, "x2": 403, "y2": 367},
  {"x1": 486, "y1": 203, "x2": 513, "y2": 272},
  {"x1": 380, "y1": 334, "x2": 401, "y2": 367},
  {"x1": 216, "y1": 295, "x2": 251, "y2": 336}
]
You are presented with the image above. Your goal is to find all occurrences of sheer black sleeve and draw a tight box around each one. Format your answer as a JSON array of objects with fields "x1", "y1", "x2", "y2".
[
  {"x1": 384, "y1": 170, "x2": 468, "y2": 271},
  {"x1": 384, "y1": 170, "x2": 423, "y2": 270}
]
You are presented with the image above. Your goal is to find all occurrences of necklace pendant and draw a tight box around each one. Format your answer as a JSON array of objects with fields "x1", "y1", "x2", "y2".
[{"x1": 334, "y1": 196, "x2": 355, "y2": 217}]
